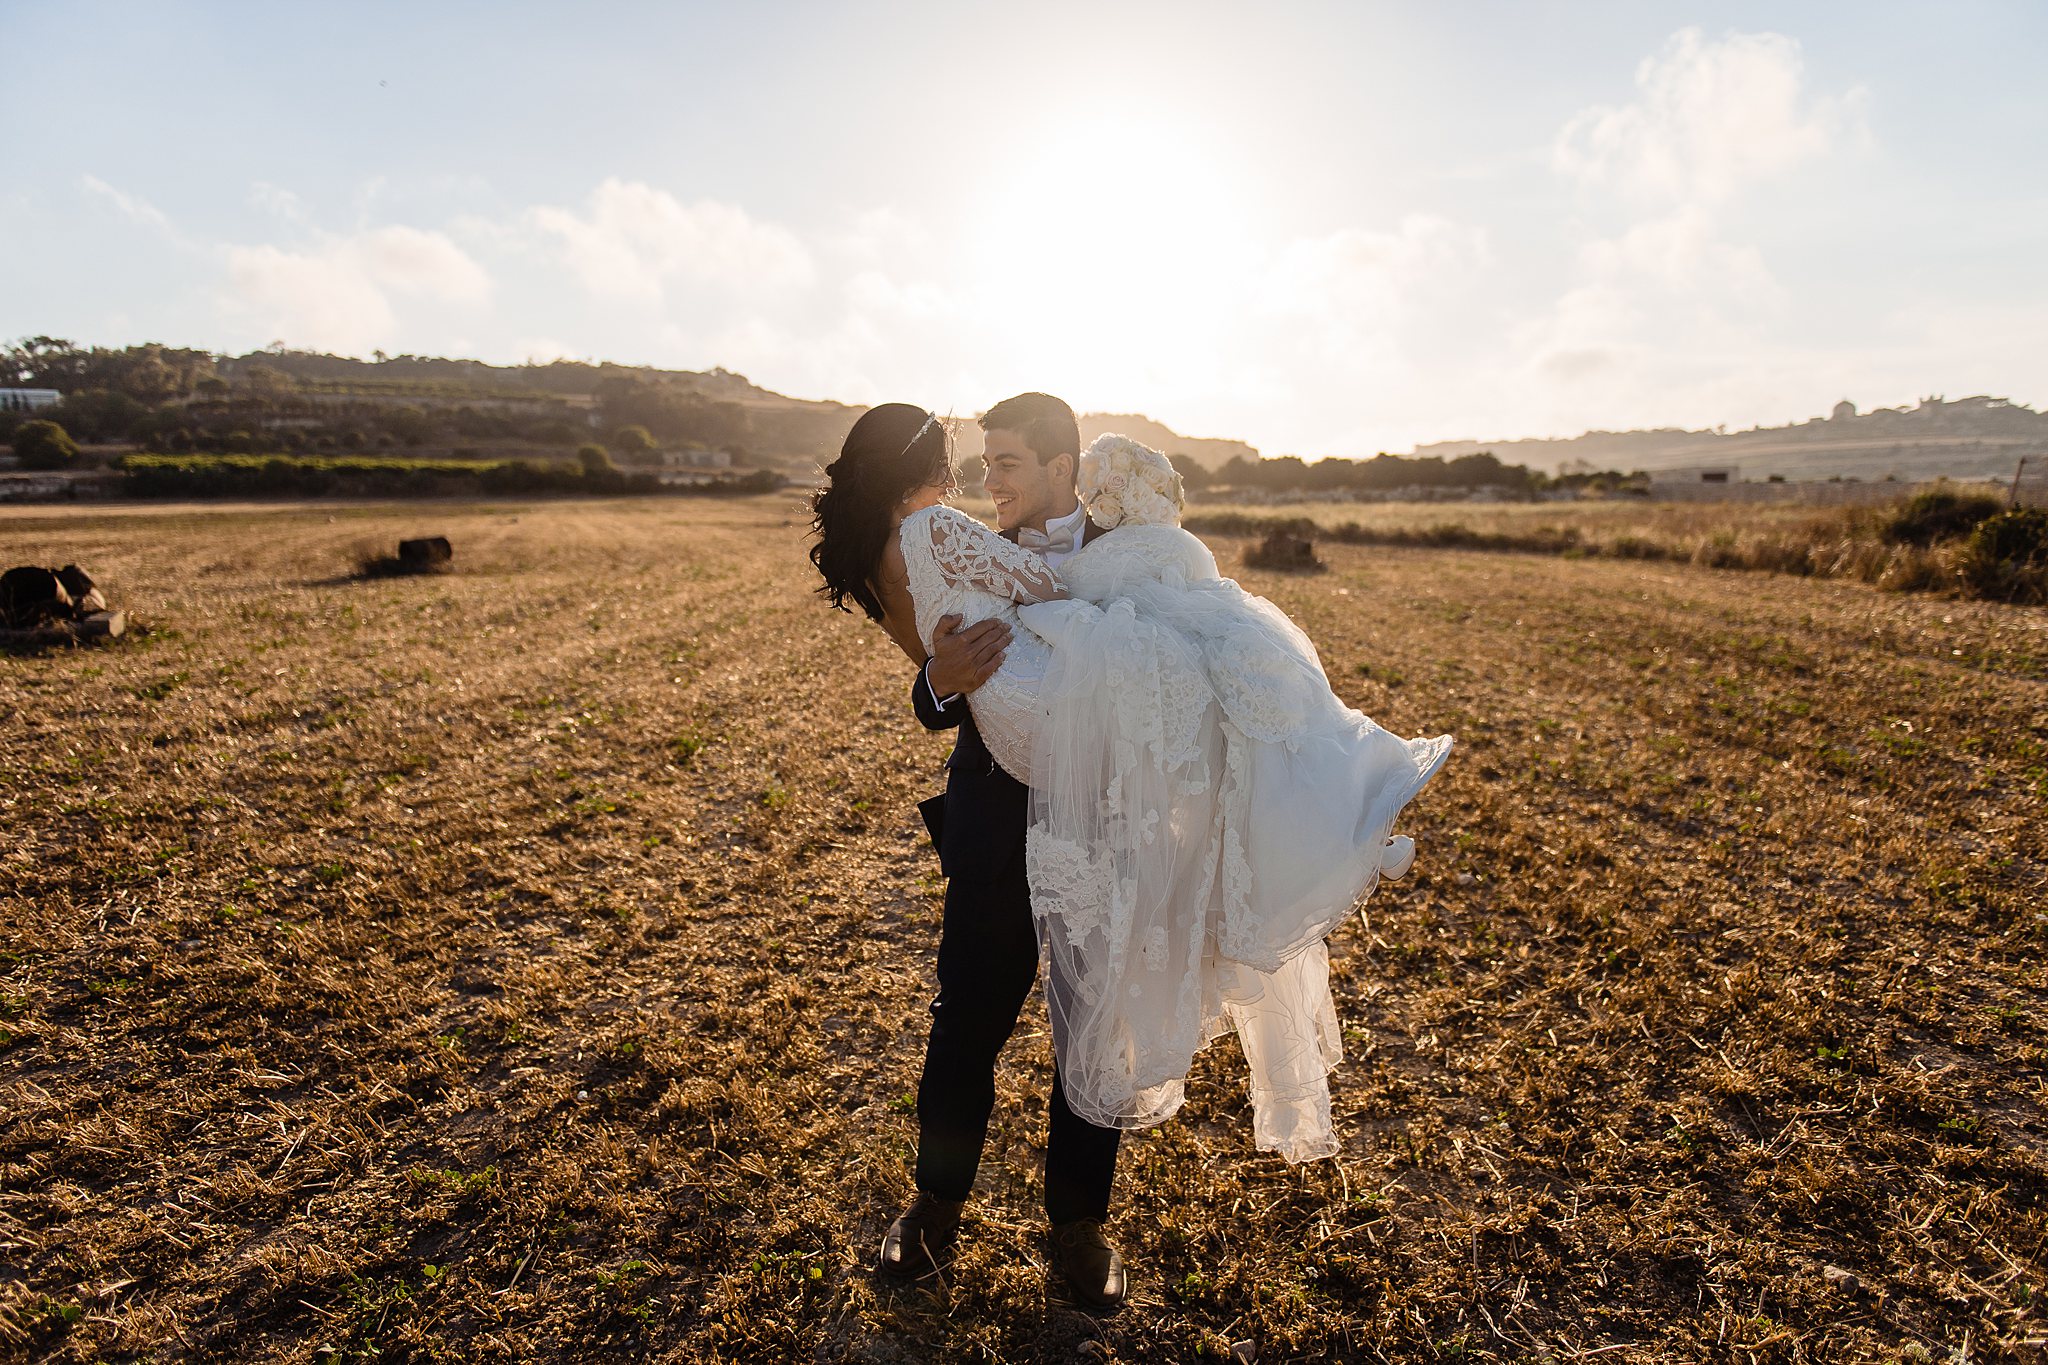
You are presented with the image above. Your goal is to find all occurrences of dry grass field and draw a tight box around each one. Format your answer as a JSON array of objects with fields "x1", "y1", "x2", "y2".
[
  {"x1": 1183, "y1": 492, "x2": 2048, "y2": 605},
  {"x1": 1188, "y1": 497, "x2": 1842, "y2": 541},
  {"x1": 3, "y1": 495, "x2": 2044, "y2": 1363}
]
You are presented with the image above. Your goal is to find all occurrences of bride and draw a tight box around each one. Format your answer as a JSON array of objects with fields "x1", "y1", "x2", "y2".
[{"x1": 811, "y1": 403, "x2": 1451, "y2": 1163}]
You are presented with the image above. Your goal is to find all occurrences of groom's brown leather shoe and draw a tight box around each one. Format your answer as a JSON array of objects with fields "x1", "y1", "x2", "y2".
[
  {"x1": 1049, "y1": 1219, "x2": 1127, "y2": 1309},
  {"x1": 877, "y1": 1193, "x2": 964, "y2": 1281}
]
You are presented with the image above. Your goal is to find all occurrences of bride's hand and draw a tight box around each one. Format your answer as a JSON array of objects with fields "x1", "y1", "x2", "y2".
[{"x1": 928, "y1": 614, "x2": 1011, "y2": 696}]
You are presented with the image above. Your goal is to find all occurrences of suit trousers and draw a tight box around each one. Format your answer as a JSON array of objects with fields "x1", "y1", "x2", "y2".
[{"x1": 914, "y1": 860, "x2": 1122, "y2": 1224}]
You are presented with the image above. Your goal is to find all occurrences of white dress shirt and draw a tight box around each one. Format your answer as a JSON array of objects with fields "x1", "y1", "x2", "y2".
[{"x1": 1031, "y1": 501, "x2": 1090, "y2": 570}]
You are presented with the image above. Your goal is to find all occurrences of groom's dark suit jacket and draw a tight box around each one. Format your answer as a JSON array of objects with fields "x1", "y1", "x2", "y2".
[
  {"x1": 905, "y1": 511, "x2": 1123, "y2": 1223},
  {"x1": 911, "y1": 516, "x2": 1111, "y2": 878}
]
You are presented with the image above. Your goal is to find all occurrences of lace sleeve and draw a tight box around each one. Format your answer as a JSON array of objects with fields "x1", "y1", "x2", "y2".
[{"x1": 927, "y1": 509, "x2": 1068, "y2": 603}]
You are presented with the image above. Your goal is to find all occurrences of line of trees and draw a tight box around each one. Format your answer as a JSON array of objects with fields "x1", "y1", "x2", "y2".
[{"x1": 1172, "y1": 449, "x2": 1646, "y2": 496}]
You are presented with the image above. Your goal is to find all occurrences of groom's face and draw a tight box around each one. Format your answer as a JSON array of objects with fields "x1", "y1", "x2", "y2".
[{"x1": 982, "y1": 427, "x2": 1073, "y2": 533}]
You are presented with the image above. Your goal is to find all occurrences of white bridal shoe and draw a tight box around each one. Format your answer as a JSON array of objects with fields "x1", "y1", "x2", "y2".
[{"x1": 1380, "y1": 835, "x2": 1415, "y2": 881}]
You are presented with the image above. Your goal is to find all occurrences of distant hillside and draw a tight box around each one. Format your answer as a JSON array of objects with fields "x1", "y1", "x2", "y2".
[
  {"x1": 211, "y1": 351, "x2": 1254, "y2": 473},
  {"x1": 22, "y1": 338, "x2": 2038, "y2": 484},
  {"x1": 1413, "y1": 395, "x2": 2048, "y2": 482},
  {"x1": 215, "y1": 350, "x2": 781, "y2": 405},
  {"x1": 214, "y1": 349, "x2": 860, "y2": 470}
]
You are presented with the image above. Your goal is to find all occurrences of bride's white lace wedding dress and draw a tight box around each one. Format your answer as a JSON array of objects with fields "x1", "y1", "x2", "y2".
[{"x1": 898, "y1": 459, "x2": 1450, "y2": 1163}]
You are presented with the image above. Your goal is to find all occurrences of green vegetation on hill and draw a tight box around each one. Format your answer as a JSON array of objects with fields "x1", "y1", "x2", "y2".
[
  {"x1": 1195, "y1": 448, "x2": 1615, "y2": 496},
  {"x1": 1, "y1": 337, "x2": 851, "y2": 475}
]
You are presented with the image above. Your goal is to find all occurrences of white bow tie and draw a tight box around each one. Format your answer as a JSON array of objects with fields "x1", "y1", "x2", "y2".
[{"x1": 1016, "y1": 523, "x2": 1078, "y2": 556}]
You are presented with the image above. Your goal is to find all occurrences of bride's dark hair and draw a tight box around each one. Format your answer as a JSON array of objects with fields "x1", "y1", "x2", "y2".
[{"x1": 809, "y1": 403, "x2": 953, "y2": 621}]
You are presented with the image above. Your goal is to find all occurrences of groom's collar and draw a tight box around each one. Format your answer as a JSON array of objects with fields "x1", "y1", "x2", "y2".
[
  {"x1": 1044, "y1": 500, "x2": 1088, "y2": 539},
  {"x1": 1001, "y1": 511, "x2": 1112, "y2": 545}
]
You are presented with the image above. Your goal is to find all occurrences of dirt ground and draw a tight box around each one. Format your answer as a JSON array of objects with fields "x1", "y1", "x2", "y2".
[{"x1": 2, "y1": 496, "x2": 2043, "y2": 1363}]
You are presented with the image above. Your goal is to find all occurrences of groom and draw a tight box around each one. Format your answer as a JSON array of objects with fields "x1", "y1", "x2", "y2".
[{"x1": 876, "y1": 392, "x2": 1127, "y2": 1308}]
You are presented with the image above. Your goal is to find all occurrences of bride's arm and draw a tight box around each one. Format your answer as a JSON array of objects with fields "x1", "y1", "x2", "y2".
[{"x1": 927, "y1": 512, "x2": 1069, "y2": 603}]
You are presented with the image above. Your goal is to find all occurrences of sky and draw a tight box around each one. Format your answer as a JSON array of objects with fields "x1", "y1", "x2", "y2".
[{"x1": 3, "y1": 0, "x2": 2044, "y2": 458}]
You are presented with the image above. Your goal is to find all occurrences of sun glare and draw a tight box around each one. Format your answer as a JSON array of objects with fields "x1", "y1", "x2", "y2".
[{"x1": 963, "y1": 103, "x2": 1256, "y2": 405}]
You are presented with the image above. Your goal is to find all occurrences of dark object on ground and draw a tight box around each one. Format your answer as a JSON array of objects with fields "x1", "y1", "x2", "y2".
[
  {"x1": 1, "y1": 562, "x2": 123, "y2": 648},
  {"x1": 1244, "y1": 528, "x2": 1325, "y2": 572},
  {"x1": 357, "y1": 536, "x2": 455, "y2": 578},
  {"x1": 73, "y1": 610, "x2": 124, "y2": 639},
  {"x1": 56, "y1": 564, "x2": 107, "y2": 615},
  {"x1": 399, "y1": 536, "x2": 453, "y2": 570},
  {"x1": 1, "y1": 566, "x2": 71, "y2": 627},
  {"x1": 2, "y1": 563, "x2": 109, "y2": 626}
]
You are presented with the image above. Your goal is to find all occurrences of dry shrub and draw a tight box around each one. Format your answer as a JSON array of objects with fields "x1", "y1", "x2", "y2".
[
  {"x1": 1882, "y1": 485, "x2": 2005, "y2": 546},
  {"x1": 1958, "y1": 507, "x2": 2048, "y2": 603},
  {"x1": 1243, "y1": 528, "x2": 1324, "y2": 571}
]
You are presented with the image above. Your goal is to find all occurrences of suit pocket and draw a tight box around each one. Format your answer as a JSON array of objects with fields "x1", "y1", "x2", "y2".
[{"x1": 918, "y1": 794, "x2": 946, "y2": 850}]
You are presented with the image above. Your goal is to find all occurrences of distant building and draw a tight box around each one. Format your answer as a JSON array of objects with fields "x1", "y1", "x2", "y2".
[
  {"x1": 1647, "y1": 466, "x2": 1739, "y2": 499},
  {"x1": 1651, "y1": 466, "x2": 1735, "y2": 485},
  {"x1": 0, "y1": 388, "x2": 61, "y2": 414},
  {"x1": 1832, "y1": 399, "x2": 1856, "y2": 421}
]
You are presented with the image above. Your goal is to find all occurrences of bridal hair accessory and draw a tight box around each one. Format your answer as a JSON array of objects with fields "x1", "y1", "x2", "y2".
[
  {"x1": 1078, "y1": 435, "x2": 1185, "y2": 528},
  {"x1": 901, "y1": 411, "x2": 939, "y2": 456}
]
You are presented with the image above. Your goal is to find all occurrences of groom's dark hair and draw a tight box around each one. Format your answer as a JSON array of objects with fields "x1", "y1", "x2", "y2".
[{"x1": 980, "y1": 392, "x2": 1079, "y2": 465}]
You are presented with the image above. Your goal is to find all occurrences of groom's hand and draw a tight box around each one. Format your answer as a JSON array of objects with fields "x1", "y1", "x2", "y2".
[{"x1": 928, "y1": 613, "x2": 1011, "y2": 697}]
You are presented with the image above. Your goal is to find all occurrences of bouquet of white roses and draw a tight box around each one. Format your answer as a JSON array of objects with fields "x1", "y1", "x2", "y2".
[{"x1": 1077, "y1": 434, "x2": 1185, "y2": 528}]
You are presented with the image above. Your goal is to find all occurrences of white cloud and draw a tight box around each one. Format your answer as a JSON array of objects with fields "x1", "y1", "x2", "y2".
[
  {"x1": 1575, "y1": 207, "x2": 1776, "y2": 303},
  {"x1": 355, "y1": 225, "x2": 491, "y2": 302},
  {"x1": 1261, "y1": 215, "x2": 1492, "y2": 321},
  {"x1": 527, "y1": 178, "x2": 814, "y2": 301},
  {"x1": 822, "y1": 206, "x2": 936, "y2": 268},
  {"x1": 224, "y1": 243, "x2": 398, "y2": 352},
  {"x1": 80, "y1": 174, "x2": 173, "y2": 233},
  {"x1": 670, "y1": 208, "x2": 1501, "y2": 455},
  {"x1": 221, "y1": 225, "x2": 491, "y2": 353},
  {"x1": 249, "y1": 182, "x2": 311, "y2": 226},
  {"x1": 1469, "y1": 28, "x2": 1876, "y2": 441},
  {"x1": 1168, "y1": 215, "x2": 1496, "y2": 450},
  {"x1": 1554, "y1": 27, "x2": 1866, "y2": 205}
]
